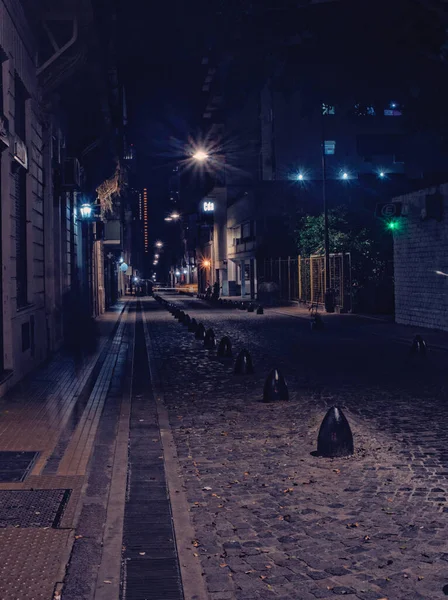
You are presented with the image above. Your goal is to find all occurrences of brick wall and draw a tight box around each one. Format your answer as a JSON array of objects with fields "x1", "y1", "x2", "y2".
[{"x1": 393, "y1": 183, "x2": 448, "y2": 331}]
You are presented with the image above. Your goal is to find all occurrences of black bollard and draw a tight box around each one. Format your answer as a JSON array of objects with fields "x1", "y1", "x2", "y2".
[
  {"x1": 188, "y1": 318, "x2": 198, "y2": 333},
  {"x1": 234, "y1": 349, "x2": 254, "y2": 375},
  {"x1": 256, "y1": 305, "x2": 264, "y2": 315},
  {"x1": 217, "y1": 336, "x2": 233, "y2": 358},
  {"x1": 183, "y1": 315, "x2": 191, "y2": 326},
  {"x1": 262, "y1": 369, "x2": 289, "y2": 402},
  {"x1": 239, "y1": 302, "x2": 246, "y2": 310},
  {"x1": 317, "y1": 406, "x2": 354, "y2": 458},
  {"x1": 410, "y1": 335, "x2": 427, "y2": 358},
  {"x1": 247, "y1": 303, "x2": 255, "y2": 313},
  {"x1": 195, "y1": 323, "x2": 206, "y2": 340},
  {"x1": 204, "y1": 328, "x2": 216, "y2": 349}
]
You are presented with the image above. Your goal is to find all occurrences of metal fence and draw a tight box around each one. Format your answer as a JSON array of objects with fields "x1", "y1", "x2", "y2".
[{"x1": 261, "y1": 253, "x2": 352, "y2": 311}]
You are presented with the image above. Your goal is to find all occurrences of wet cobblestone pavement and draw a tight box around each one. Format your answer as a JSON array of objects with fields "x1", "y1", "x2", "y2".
[{"x1": 146, "y1": 296, "x2": 448, "y2": 600}]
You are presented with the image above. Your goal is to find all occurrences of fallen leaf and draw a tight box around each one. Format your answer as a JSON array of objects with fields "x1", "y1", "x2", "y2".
[
  {"x1": 192, "y1": 540, "x2": 200, "y2": 547},
  {"x1": 363, "y1": 535, "x2": 370, "y2": 541},
  {"x1": 418, "y1": 576, "x2": 424, "y2": 581},
  {"x1": 346, "y1": 523, "x2": 359, "y2": 528},
  {"x1": 260, "y1": 575, "x2": 267, "y2": 580},
  {"x1": 202, "y1": 486, "x2": 212, "y2": 491},
  {"x1": 333, "y1": 469, "x2": 341, "y2": 474},
  {"x1": 103, "y1": 580, "x2": 112, "y2": 584},
  {"x1": 220, "y1": 563, "x2": 228, "y2": 568},
  {"x1": 139, "y1": 552, "x2": 146, "y2": 556},
  {"x1": 75, "y1": 535, "x2": 83, "y2": 539}
]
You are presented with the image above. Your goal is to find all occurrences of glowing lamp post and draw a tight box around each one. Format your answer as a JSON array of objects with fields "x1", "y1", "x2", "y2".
[
  {"x1": 193, "y1": 150, "x2": 209, "y2": 162},
  {"x1": 80, "y1": 203, "x2": 93, "y2": 219}
]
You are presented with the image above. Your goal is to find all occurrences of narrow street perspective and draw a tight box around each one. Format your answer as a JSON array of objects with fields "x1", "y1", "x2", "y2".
[
  {"x1": 2, "y1": 1, "x2": 448, "y2": 599},
  {"x1": 3, "y1": 294, "x2": 448, "y2": 599}
]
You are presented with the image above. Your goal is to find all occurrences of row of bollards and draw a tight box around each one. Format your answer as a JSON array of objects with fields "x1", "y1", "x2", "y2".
[
  {"x1": 153, "y1": 295, "x2": 430, "y2": 458},
  {"x1": 196, "y1": 294, "x2": 264, "y2": 315},
  {"x1": 153, "y1": 294, "x2": 359, "y2": 459}
]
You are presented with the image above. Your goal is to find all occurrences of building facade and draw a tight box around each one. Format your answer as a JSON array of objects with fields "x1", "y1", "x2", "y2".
[
  {"x1": 393, "y1": 184, "x2": 448, "y2": 332},
  {"x1": 0, "y1": 0, "x2": 49, "y2": 390},
  {"x1": 0, "y1": 0, "x2": 126, "y2": 396}
]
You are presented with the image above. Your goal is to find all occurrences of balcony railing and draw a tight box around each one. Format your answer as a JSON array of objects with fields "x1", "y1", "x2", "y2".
[{"x1": 228, "y1": 237, "x2": 257, "y2": 256}]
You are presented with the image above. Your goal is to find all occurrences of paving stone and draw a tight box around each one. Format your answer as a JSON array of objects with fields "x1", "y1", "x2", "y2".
[{"x1": 147, "y1": 296, "x2": 448, "y2": 600}]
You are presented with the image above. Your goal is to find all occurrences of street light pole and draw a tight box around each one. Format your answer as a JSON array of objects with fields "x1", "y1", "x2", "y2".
[{"x1": 321, "y1": 113, "x2": 334, "y2": 313}]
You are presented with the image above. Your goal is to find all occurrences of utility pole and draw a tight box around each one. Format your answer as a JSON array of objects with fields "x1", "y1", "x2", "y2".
[{"x1": 321, "y1": 110, "x2": 335, "y2": 312}]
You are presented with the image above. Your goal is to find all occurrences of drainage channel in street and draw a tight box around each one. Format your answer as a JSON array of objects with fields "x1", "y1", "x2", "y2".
[{"x1": 121, "y1": 301, "x2": 184, "y2": 600}]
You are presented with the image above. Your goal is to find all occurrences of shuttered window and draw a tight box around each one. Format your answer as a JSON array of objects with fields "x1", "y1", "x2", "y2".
[
  {"x1": 14, "y1": 75, "x2": 26, "y2": 141},
  {"x1": 15, "y1": 168, "x2": 27, "y2": 308}
]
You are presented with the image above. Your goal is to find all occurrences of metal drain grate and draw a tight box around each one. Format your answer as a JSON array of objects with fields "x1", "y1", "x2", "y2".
[
  {"x1": 0, "y1": 489, "x2": 71, "y2": 528},
  {"x1": 0, "y1": 451, "x2": 39, "y2": 482}
]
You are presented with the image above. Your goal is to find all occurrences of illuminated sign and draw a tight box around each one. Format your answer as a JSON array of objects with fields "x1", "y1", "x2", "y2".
[
  {"x1": 203, "y1": 201, "x2": 215, "y2": 213},
  {"x1": 324, "y1": 140, "x2": 336, "y2": 155}
]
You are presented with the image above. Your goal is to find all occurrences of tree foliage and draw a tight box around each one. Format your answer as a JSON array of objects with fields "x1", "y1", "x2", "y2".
[{"x1": 296, "y1": 207, "x2": 394, "y2": 312}]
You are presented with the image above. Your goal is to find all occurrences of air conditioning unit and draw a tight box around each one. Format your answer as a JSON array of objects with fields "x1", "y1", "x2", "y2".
[{"x1": 63, "y1": 158, "x2": 81, "y2": 188}]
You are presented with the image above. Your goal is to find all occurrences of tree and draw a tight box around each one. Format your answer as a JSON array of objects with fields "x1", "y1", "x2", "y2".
[{"x1": 296, "y1": 207, "x2": 394, "y2": 313}]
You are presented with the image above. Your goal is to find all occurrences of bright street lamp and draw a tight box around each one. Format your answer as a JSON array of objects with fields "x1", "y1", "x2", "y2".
[
  {"x1": 297, "y1": 173, "x2": 304, "y2": 181},
  {"x1": 154, "y1": 254, "x2": 159, "y2": 259},
  {"x1": 155, "y1": 240, "x2": 163, "y2": 248},
  {"x1": 193, "y1": 150, "x2": 209, "y2": 162},
  {"x1": 341, "y1": 172, "x2": 349, "y2": 180},
  {"x1": 170, "y1": 211, "x2": 180, "y2": 220},
  {"x1": 164, "y1": 216, "x2": 173, "y2": 222}
]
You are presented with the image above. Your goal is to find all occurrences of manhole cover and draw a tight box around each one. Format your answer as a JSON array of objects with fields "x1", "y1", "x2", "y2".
[
  {"x1": 0, "y1": 489, "x2": 71, "y2": 528},
  {"x1": 0, "y1": 451, "x2": 39, "y2": 482}
]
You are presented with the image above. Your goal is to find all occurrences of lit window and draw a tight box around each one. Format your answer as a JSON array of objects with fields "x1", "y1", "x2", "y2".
[
  {"x1": 354, "y1": 103, "x2": 376, "y2": 117},
  {"x1": 384, "y1": 102, "x2": 402, "y2": 117},
  {"x1": 322, "y1": 103, "x2": 335, "y2": 116}
]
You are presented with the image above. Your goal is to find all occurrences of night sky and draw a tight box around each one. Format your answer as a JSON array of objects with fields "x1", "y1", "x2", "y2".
[{"x1": 116, "y1": 0, "x2": 214, "y2": 252}]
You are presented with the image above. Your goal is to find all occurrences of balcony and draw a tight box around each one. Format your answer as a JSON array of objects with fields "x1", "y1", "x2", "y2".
[
  {"x1": 228, "y1": 236, "x2": 257, "y2": 257},
  {"x1": 0, "y1": 114, "x2": 9, "y2": 150}
]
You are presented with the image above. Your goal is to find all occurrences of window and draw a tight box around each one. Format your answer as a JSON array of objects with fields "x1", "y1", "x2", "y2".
[
  {"x1": 15, "y1": 168, "x2": 28, "y2": 308},
  {"x1": 14, "y1": 75, "x2": 27, "y2": 141},
  {"x1": 0, "y1": 59, "x2": 3, "y2": 116},
  {"x1": 353, "y1": 103, "x2": 376, "y2": 117},
  {"x1": 322, "y1": 103, "x2": 335, "y2": 115},
  {"x1": 384, "y1": 102, "x2": 402, "y2": 117},
  {"x1": 241, "y1": 221, "x2": 254, "y2": 240}
]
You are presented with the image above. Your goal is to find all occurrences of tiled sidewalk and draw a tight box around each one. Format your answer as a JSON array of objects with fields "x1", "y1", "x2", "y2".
[{"x1": 0, "y1": 303, "x2": 128, "y2": 600}]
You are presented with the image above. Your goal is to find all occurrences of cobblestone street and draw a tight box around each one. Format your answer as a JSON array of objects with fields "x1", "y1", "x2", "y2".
[
  {"x1": 1, "y1": 296, "x2": 448, "y2": 599},
  {"x1": 146, "y1": 295, "x2": 448, "y2": 600}
]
